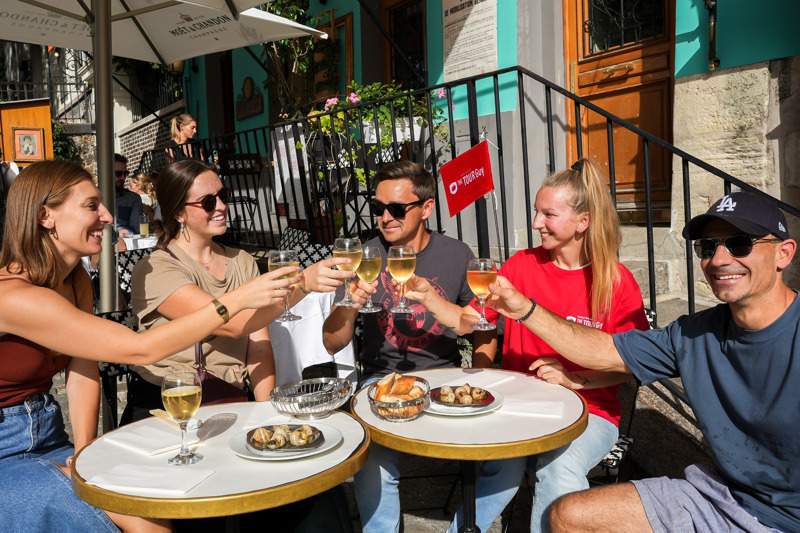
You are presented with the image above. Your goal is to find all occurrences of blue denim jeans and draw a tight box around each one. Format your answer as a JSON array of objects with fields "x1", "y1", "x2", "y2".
[
  {"x1": 448, "y1": 414, "x2": 618, "y2": 533},
  {"x1": 0, "y1": 393, "x2": 118, "y2": 532},
  {"x1": 353, "y1": 442, "x2": 404, "y2": 533}
]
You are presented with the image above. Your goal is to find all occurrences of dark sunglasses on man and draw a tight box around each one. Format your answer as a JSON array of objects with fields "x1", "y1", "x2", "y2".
[
  {"x1": 369, "y1": 198, "x2": 426, "y2": 219},
  {"x1": 693, "y1": 235, "x2": 782, "y2": 260},
  {"x1": 185, "y1": 188, "x2": 229, "y2": 213},
  {"x1": 114, "y1": 170, "x2": 128, "y2": 178}
]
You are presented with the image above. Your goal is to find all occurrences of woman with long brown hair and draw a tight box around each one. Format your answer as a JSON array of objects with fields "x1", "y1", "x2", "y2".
[
  {"x1": 0, "y1": 160, "x2": 299, "y2": 532},
  {"x1": 123, "y1": 159, "x2": 351, "y2": 422},
  {"x1": 395, "y1": 158, "x2": 650, "y2": 533}
]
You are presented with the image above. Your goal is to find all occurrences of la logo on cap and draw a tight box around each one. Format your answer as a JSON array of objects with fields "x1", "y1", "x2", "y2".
[{"x1": 716, "y1": 196, "x2": 736, "y2": 212}]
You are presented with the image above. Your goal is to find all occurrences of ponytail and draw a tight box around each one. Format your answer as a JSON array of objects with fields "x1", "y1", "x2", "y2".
[
  {"x1": 542, "y1": 158, "x2": 621, "y2": 320},
  {"x1": 170, "y1": 113, "x2": 195, "y2": 143}
]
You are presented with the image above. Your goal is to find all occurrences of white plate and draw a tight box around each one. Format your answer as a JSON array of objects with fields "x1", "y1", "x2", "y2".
[
  {"x1": 229, "y1": 423, "x2": 343, "y2": 461},
  {"x1": 425, "y1": 390, "x2": 504, "y2": 417}
]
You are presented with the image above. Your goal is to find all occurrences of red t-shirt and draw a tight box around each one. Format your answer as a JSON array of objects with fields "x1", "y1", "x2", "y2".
[{"x1": 474, "y1": 247, "x2": 649, "y2": 426}]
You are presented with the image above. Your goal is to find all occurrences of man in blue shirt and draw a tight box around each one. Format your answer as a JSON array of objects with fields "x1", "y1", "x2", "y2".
[
  {"x1": 114, "y1": 153, "x2": 142, "y2": 235},
  {"x1": 486, "y1": 192, "x2": 798, "y2": 532}
]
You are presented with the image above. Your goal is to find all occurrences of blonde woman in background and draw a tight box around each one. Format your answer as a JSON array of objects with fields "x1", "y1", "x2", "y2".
[
  {"x1": 165, "y1": 112, "x2": 202, "y2": 163},
  {"x1": 400, "y1": 158, "x2": 651, "y2": 533}
]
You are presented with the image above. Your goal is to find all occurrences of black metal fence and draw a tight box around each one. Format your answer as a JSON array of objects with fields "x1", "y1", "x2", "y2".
[{"x1": 136, "y1": 65, "x2": 800, "y2": 327}]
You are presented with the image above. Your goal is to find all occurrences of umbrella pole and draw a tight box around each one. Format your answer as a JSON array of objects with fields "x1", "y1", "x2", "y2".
[{"x1": 93, "y1": 0, "x2": 118, "y2": 312}]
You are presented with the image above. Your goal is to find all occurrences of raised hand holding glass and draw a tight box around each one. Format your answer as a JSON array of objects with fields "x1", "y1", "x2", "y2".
[
  {"x1": 467, "y1": 258, "x2": 498, "y2": 331},
  {"x1": 387, "y1": 245, "x2": 416, "y2": 314},
  {"x1": 333, "y1": 237, "x2": 362, "y2": 307}
]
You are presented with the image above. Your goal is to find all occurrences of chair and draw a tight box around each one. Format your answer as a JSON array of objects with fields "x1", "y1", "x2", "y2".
[
  {"x1": 278, "y1": 227, "x2": 333, "y2": 267},
  {"x1": 117, "y1": 248, "x2": 153, "y2": 301},
  {"x1": 96, "y1": 308, "x2": 138, "y2": 432}
]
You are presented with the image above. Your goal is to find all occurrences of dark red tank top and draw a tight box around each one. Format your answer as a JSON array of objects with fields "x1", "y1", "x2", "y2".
[{"x1": 0, "y1": 274, "x2": 73, "y2": 407}]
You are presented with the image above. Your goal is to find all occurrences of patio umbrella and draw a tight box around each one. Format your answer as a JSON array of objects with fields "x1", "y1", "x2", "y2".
[{"x1": 0, "y1": 0, "x2": 325, "y2": 311}]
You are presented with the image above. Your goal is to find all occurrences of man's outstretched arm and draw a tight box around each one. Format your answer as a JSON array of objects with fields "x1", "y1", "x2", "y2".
[{"x1": 487, "y1": 276, "x2": 629, "y2": 374}]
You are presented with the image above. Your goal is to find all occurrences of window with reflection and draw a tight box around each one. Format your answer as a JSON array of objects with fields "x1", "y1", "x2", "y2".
[
  {"x1": 585, "y1": 0, "x2": 665, "y2": 55},
  {"x1": 386, "y1": 0, "x2": 427, "y2": 89}
]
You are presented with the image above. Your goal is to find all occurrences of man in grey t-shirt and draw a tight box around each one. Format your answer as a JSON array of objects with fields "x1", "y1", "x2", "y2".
[
  {"x1": 485, "y1": 192, "x2": 798, "y2": 532},
  {"x1": 323, "y1": 161, "x2": 474, "y2": 533}
]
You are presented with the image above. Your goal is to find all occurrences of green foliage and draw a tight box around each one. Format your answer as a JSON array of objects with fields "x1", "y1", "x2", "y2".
[{"x1": 51, "y1": 122, "x2": 82, "y2": 163}]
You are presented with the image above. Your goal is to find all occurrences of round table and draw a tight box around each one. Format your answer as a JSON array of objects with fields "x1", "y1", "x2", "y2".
[
  {"x1": 72, "y1": 401, "x2": 369, "y2": 518},
  {"x1": 351, "y1": 368, "x2": 587, "y2": 533}
]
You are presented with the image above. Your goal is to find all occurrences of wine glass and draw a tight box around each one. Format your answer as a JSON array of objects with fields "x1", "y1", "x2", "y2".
[
  {"x1": 161, "y1": 371, "x2": 203, "y2": 465},
  {"x1": 268, "y1": 249, "x2": 302, "y2": 322},
  {"x1": 357, "y1": 245, "x2": 383, "y2": 314},
  {"x1": 467, "y1": 258, "x2": 498, "y2": 331},
  {"x1": 333, "y1": 237, "x2": 362, "y2": 307},
  {"x1": 387, "y1": 245, "x2": 416, "y2": 314}
]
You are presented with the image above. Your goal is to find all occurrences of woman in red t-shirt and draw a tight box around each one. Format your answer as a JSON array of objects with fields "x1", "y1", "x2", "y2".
[{"x1": 404, "y1": 158, "x2": 649, "y2": 533}]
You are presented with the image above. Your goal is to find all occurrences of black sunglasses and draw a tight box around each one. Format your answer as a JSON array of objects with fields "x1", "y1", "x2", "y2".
[
  {"x1": 114, "y1": 170, "x2": 128, "y2": 177},
  {"x1": 185, "y1": 188, "x2": 229, "y2": 213},
  {"x1": 693, "y1": 235, "x2": 782, "y2": 259},
  {"x1": 369, "y1": 199, "x2": 425, "y2": 219}
]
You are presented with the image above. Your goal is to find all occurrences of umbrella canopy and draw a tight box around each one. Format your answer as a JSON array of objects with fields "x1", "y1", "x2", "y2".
[
  {"x1": 0, "y1": 0, "x2": 326, "y2": 64},
  {"x1": 0, "y1": 0, "x2": 325, "y2": 312}
]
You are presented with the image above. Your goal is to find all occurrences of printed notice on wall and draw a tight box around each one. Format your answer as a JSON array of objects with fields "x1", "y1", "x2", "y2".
[{"x1": 443, "y1": 0, "x2": 497, "y2": 82}]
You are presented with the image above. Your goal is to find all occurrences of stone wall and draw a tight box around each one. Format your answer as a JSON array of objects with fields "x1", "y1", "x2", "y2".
[
  {"x1": 669, "y1": 57, "x2": 800, "y2": 299},
  {"x1": 117, "y1": 100, "x2": 184, "y2": 174}
]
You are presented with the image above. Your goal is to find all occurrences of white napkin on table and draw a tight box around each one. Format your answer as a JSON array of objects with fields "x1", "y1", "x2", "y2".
[
  {"x1": 103, "y1": 423, "x2": 200, "y2": 456},
  {"x1": 497, "y1": 400, "x2": 565, "y2": 418},
  {"x1": 87, "y1": 464, "x2": 214, "y2": 497}
]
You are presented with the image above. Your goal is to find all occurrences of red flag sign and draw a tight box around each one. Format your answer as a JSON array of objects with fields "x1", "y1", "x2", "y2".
[{"x1": 439, "y1": 141, "x2": 494, "y2": 217}]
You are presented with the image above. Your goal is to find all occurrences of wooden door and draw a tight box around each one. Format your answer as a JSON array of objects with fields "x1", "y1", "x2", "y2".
[
  {"x1": 564, "y1": 0, "x2": 674, "y2": 222},
  {"x1": 381, "y1": 0, "x2": 427, "y2": 89}
]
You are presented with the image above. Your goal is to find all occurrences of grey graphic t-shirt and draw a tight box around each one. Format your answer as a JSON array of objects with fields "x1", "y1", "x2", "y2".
[{"x1": 355, "y1": 232, "x2": 475, "y2": 379}]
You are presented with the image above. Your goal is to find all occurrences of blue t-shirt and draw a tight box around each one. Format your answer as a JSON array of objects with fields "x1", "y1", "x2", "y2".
[{"x1": 614, "y1": 294, "x2": 800, "y2": 532}]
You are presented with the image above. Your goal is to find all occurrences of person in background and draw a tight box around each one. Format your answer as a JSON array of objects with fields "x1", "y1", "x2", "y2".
[
  {"x1": 323, "y1": 160, "x2": 475, "y2": 533},
  {"x1": 128, "y1": 172, "x2": 159, "y2": 231},
  {"x1": 404, "y1": 159, "x2": 649, "y2": 533},
  {"x1": 487, "y1": 191, "x2": 799, "y2": 533},
  {"x1": 0, "y1": 160, "x2": 300, "y2": 532},
  {"x1": 114, "y1": 153, "x2": 142, "y2": 235},
  {"x1": 165, "y1": 113, "x2": 202, "y2": 163}
]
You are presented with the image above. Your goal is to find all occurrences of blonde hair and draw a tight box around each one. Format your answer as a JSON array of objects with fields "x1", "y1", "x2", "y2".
[
  {"x1": 0, "y1": 160, "x2": 92, "y2": 288},
  {"x1": 170, "y1": 113, "x2": 195, "y2": 142},
  {"x1": 543, "y1": 158, "x2": 621, "y2": 321}
]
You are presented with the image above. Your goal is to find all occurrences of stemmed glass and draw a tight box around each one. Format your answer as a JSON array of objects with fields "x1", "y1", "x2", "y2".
[
  {"x1": 356, "y1": 245, "x2": 383, "y2": 314},
  {"x1": 387, "y1": 245, "x2": 416, "y2": 314},
  {"x1": 268, "y1": 249, "x2": 302, "y2": 322},
  {"x1": 466, "y1": 258, "x2": 498, "y2": 331},
  {"x1": 161, "y1": 371, "x2": 203, "y2": 465},
  {"x1": 333, "y1": 237, "x2": 362, "y2": 307}
]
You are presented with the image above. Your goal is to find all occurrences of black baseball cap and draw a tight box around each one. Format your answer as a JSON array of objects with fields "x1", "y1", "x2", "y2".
[{"x1": 683, "y1": 192, "x2": 790, "y2": 241}]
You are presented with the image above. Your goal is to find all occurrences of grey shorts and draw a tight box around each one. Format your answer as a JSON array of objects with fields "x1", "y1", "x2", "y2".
[{"x1": 632, "y1": 464, "x2": 783, "y2": 533}]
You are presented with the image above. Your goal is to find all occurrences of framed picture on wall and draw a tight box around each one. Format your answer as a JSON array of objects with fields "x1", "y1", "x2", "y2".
[{"x1": 13, "y1": 127, "x2": 45, "y2": 162}]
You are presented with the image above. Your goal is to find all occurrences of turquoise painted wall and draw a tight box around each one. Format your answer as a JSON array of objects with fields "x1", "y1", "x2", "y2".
[
  {"x1": 675, "y1": 0, "x2": 800, "y2": 78},
  {"x1": 309, "y1": 0, "x2": 363, "y2": 88},
  {"x1": 428, "y1": 0, "x2": 518, "y2": 119},
  {"x1": 183, "y1": 58, "x2": 209, "y2": 139}
]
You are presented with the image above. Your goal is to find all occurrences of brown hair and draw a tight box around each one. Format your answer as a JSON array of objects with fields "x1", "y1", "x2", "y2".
[
  {"x1": 155, "y1": 159, "x2": 214, "y2": 247},
  {"x1": 542, "y1": 158, "x2": 621, "y2": 320},
  {"x1": 0, "y1": 160, "x2": 93, "y2": 288},
  {"x1": 373, "y1": 160, "x2": 436, "y2": 201},
  {"x1": 170, "y1": 113, "x2": 196, "y2": 142}
]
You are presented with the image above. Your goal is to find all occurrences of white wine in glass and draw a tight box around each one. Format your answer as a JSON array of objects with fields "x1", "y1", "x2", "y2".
[
  {"x1": 268, "y1": 250, "x2": 302, "y2": 321},
  {"x1": 387, "y1": 245, "x2": 416, "y2": 314},
  {"x1": 467, "y1": 258, "x2": 498, "y2": 331},
  {"x1": 161, "y1": 371, "x2": 202, "y2": 465},
  {"x1": 333, "y1": 237, "x2": 362, "y2": 307},
  {"x1": 357, "y1": 245, "x2": 383, "y2": 314}
]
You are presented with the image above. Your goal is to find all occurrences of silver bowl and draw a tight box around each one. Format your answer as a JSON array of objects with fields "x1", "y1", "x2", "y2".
[{"x1": 271, "y1": 377, "x2": 352, "y2": 419}]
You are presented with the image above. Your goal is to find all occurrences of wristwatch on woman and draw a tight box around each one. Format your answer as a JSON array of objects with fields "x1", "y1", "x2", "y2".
[{"x1": 211, "y1": 298, "x2": 230, "y2": 323}]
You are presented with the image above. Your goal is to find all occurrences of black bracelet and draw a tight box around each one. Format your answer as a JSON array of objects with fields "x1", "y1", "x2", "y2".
[{"x1": 515, "y1": 299, "x2": 537, "y2": 323}]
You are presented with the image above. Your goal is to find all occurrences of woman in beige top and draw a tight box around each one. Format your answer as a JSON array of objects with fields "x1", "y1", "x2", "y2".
[{"x1": 125, "y1": 160, "x2": 351, "y2": 423}]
